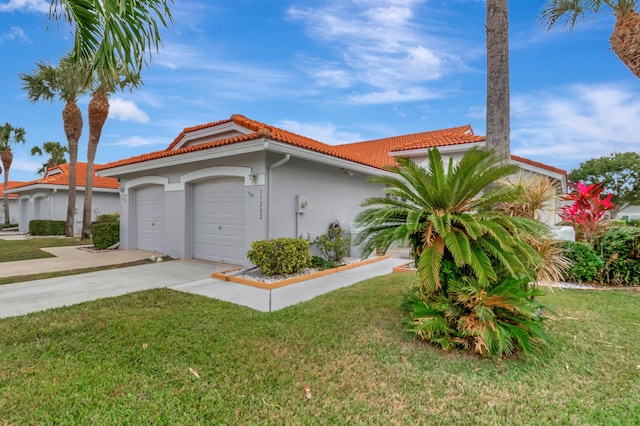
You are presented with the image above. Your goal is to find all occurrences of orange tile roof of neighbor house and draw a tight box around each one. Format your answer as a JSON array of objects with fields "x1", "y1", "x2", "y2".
[
  {"x1": 0, "y1": 181, "x2": 26, "y2": 198},
  {"x1": 12, "y1": 163, "x2": 119, "y2": 190},
  {"x1": 100, "y1": 114, "x2": 566, "y2": 176}
]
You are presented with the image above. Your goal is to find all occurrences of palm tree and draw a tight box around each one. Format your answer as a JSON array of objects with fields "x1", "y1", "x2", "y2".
[
  {"x1": 48, "y1": 0, "x2": 173, "y2": 79},
  {"x1": 355, "y1": 148, "x2": 551, "y2": 357},
  {"x1": 21, "y1": 55, "x2": 90, "y2": 236},
  {"x1": 81, "y1": 69, "x2": 140, "y2": 239},
  {"x1": 486, "y1": 0, "x2": 511, "y2": 160},
  {"x1": 0, "y1": 123, "x2": 27, "y2": 224},
  {"x1": 542, "y1": 0, "x2": 640, "y2": 78},
  {"x1": 31, "y1": 141, "x2": 68, "y2": 176}
]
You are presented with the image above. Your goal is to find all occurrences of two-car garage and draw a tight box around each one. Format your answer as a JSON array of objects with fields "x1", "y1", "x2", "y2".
[{"x1": 133, "y1": 177, "x2": 246, "y2": 266}]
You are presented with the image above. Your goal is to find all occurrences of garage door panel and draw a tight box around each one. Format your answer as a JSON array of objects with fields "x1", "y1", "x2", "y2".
[
  {"x1": 193, "y1": 178, "x2": 245, "y2": 265},
  {"x1": 136, "y1": 185, "x2": 165, "y2": 252}
]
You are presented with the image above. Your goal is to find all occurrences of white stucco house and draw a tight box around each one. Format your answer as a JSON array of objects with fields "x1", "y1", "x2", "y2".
[
  {"x1": 97, "y1": 114, "x2": 567, "y2": 267},
  {"x1": 10, "y1": 162, "x2": 120, "y2": 235}
]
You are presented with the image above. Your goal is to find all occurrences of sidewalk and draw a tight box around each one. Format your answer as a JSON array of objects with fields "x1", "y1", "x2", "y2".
[
  {"x1": 0, "y1": 244, "x2": 408, "y2": 318},
  {"x1": 0, "y1": 245, "x2": 161, "y2": 278}
]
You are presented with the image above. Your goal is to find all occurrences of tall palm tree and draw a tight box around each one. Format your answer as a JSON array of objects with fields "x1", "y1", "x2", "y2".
[
  {"x1": 31, "y1": 141, "x2": 68, "y2": 175},
  {"x1": 48, "y1": 0, "x2": 173, "y2": 79},
  {"x1": 81, "y1": 69, "x2": 140, "y2": 239},
  {"x1": 486, "y1": 0, "x2": 511, "y2": 160},
  {"x1": 355, "y1": 149, "x2": 551, "y2": 357},
  {"x1": 0, "y1": 123, "x2": 27, "y2": 224},
  {"x1": 542, "y1": 0, "x2": 640, "y2": 78},
  {"x1": 21, "y1": 55, "x2": 90, "y2": 236}
]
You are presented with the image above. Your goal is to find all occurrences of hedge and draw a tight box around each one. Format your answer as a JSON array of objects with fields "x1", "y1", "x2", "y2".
[
  {"x1": 247, "y1": 238, "x2": 312, "y2": 276},
  {"x1": 29, "y1": 220, "x2": 65, "y2": 236},
  {"x1": 92, "y1": 222, "x2": 120, "y2": 250}
]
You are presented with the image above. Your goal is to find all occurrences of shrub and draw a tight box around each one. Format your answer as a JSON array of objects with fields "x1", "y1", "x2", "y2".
[
  {"x1": 593, "y1": 227, "x2": 640, "y2": 286},
  {"x1": 313, "y1": 222, "x2": 351, "y2": 262},
  {"x1": 0, "y1": 223, "x2": 18, "y2": 229},
  {"x1": 560, "y1": 241, "x2": 604, "y2": 283},
  {"x1": 247, "y1": 238, "x2": 312, "y2": 276},
  {"x1": 92, "y1": 222, "x2": 120, "y2": 250},
  {"x1": 29, "y1": 220, "x2": 65, "y2": 236},
  {"x1": 95, "y1": 214, "x2": 119, "y2": 223},
  {"x1": 628, "y1": 218, "x2": 640, "y2": 228}
]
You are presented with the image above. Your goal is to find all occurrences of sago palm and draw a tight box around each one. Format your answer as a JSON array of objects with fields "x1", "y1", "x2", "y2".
[
  {"x1": 356, "y1": 148, "x2": 551, "y2": 357},
  {"x1": 542, "y1": 0, "x2": 640, "y2": 78},
  {"x1": 356, "y1": 148, "x2": 545, "y2": 293}
]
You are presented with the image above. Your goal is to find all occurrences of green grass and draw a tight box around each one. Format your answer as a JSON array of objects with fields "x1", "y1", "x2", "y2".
[
  {"x1": 0, "y1": 237, "x2": 90, "y2": 263},
  {"x1": 1, "y1": 274, "x2": 639, "y2": 425}
]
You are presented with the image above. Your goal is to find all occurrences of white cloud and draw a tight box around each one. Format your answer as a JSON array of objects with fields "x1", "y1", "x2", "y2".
[
  {"x1": 277, "y1": 120, "x2": 362, "y2": 145},
  {"x1": 0, "y1": 0, "x2": 49, "y2": 13},
  {"x1": 0, "y1": 26, "x2": 31, "y2": 43},
  {"x1": 11, "y1": 158, "x2": 42, "y2": 174},
  {"x1": 511, "y1": 83, "x2": 640, "y2": 169},
  {"x1": 109, "y1": 136, "x2": 161, "y2": 148},
  {"x1": 347, "y1": 87, "x2": 442, "y2": 104},
  {"x1": 108, "y1": 98, "x2": 150, "y2": 123},
  {"x1": 287, "y1": 0, "x2": 462, "y2": 103}
]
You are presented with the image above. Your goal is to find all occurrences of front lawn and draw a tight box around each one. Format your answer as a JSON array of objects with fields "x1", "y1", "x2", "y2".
[
  {"x1": 0, "y1": 274, "x2": 638, "y2": 424},
  {"x1": 0, "y1": 237, "x2": 89, "y2": 263}
]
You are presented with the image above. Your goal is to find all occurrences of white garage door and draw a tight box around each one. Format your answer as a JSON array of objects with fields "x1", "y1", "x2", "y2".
[
  {"x1": 193, "y1": 177, "x2": 245, "y2": 265},
  {"x1": 136, "y1": 185, "x2": 165, "y2": 252}
]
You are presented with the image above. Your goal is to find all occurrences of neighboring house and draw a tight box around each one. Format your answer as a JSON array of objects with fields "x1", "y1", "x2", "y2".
[
  {"x1": 0, "y1": 181, "x2": 25, "y2": 225},
  {"x1": 615, "y1": 206, "x2": 640, "y2": 221},
  {"x1": 98, "y1": 114, "x2": 567, "y2": 267},
  {"x1": 11, "y1": 163, "x2": 120, "y2": 235}
]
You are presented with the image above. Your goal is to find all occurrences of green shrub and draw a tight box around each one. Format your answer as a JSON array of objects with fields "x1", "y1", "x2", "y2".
[
  {"x1": 28, "y1": 220, "x2": 65, "y2": 236},
  {"x1": 313, "y1": 222, "x2": 351, "y2": 262},
  {"x1": 593, "y1": 227, "x2": 640, "y2": 286},
  {"x1": 247, "y1": 238, "x2": 312, "y2": 276},
  {"x1": 92, "y1": 222, "x2": 120, "y2": 250},
  {"x1": 0, "y1": 223, "x2": 18, "y2": 229},
  {"x1": 95, "y1": 214, "x2": 119, "y2": 223},
  {"x1": 628, "y1": 218, "x2": 640, "y2": 228},
  {"x1": 560, "y1": 241, "x2": 604, "y2": 283},
  {"x1": 311, "y1": 255, "x2": 336, "y2": 270}
]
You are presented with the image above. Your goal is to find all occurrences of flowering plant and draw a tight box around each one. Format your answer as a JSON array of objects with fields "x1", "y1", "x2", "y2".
[{"x1": 559, "y1": 181, "x2": 615, "y2": 242}]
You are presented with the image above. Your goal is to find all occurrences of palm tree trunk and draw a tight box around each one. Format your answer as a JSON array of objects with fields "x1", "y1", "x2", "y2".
[
  {"x1": 63, "y1": 101, "x2": 83, "y2": 237},
  {"x1": 1, "y1": 148, "x2": 12, "y2": 224},
  {"x1": 610, "y1": 9, "x2": 640, "y2": 79},
  {"x1": 486, "y1": 0, "x2": 511, "y2": 160},
  {"x1": 82, "y1": 89, "x2": 109, "y2": 240}
]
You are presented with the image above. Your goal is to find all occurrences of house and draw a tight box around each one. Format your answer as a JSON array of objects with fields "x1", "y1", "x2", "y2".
[
  {"x1": 10, "y1": 163, "x2": 120, "y2": 235},
  {"x1": 98, "y1": 114, "x2": 567, "y2": 267},
  {"x1": 0, "y1": 181, "x2": 24, "y2": 225}
]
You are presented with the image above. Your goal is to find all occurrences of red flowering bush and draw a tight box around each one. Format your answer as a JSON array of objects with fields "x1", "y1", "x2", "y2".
[{"x1": 559, "y1": 181, "x2": 615, "y2": 243}]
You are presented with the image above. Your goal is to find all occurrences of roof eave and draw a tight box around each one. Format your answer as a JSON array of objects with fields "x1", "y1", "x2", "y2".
[{"x1": 98, "y1": 139, "x2": 266, "y2": 177}]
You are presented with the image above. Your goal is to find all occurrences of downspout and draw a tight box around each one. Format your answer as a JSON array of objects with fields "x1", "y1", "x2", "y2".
[{"x1": 266, "y1": 153, "x2": 290, "y2": 240}]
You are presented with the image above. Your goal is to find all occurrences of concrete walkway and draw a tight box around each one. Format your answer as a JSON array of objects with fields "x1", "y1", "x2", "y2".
[
  {"x1": 0, "y1": 245, "x2": 162, "y2": 278},
  {"x1": 0, "y1": 242, "x2": 408, "y2": 318}
]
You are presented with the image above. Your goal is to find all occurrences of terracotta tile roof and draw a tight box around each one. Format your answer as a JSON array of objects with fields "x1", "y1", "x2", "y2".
[
  {"x1": 0, "y1": 181, "x2": 27, "y2": 198},
  {"x1": 99, "y1": 114, "x2": 566, "y2": 177},
  {"x1": 511, "y1": 154, "x2": 567, "y2": 177},
  {"x1": 12, "y1": 163, "x2": 119, "y2": 190}
]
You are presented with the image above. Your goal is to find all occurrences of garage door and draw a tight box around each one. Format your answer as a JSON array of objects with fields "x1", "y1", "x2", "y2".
[
  {"x1": 193, "y1": 177, "x2": 245, "y2": 265},
  {"x1": 136, "y1": 185, "x2": 165, "y2": 252}
]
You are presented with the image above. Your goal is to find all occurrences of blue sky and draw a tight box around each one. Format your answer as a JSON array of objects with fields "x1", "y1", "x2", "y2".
[{"x1": 0, "y1": 0, "x2": 638, "y2": 182}]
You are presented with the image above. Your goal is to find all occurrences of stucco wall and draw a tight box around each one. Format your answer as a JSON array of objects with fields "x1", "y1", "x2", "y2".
[
  {"x1": 267, "y1": 154, "x2": 383, "y2": 257},
  {"x1": 16, "y1": 189, "x2": 119, "y2": 234}
]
